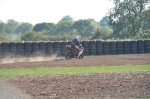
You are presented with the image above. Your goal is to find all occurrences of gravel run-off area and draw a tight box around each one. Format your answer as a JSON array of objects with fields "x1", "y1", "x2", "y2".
[{"x1": 0, "y1": 54, "x2": 150, "y2": 99}]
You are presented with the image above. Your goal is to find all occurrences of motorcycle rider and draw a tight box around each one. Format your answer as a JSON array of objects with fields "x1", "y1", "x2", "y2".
[{"x1": 71, "y1": 36, "x2": 81, "y2": 55}]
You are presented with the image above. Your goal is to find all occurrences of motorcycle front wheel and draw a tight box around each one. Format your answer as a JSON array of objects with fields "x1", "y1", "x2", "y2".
[{"x1": 79, "y1": 52, "x2": 84, "y2": 59}]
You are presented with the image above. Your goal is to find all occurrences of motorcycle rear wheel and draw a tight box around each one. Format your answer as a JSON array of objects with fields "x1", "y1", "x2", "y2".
[{"x1": 65, "y1": 51, "x2": 71, "y2": 59}]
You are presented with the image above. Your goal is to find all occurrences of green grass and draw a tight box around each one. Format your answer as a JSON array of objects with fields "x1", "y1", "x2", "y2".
[{"x1": 0, "y1": 64, "x2": 150, "y2": 77}]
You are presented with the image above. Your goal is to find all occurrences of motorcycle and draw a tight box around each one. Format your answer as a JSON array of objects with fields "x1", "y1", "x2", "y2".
[{"x1": 65, "y1": 44, "x2": 84, "y2": 59}]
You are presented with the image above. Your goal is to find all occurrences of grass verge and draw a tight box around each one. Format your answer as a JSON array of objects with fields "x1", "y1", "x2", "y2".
[{"x1": 0, "y1": 64, "x2": 150, "y2": 77}]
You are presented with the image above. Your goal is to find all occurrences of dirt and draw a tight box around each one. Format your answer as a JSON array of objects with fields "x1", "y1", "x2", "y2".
[
  {"x1": 0, "y1": 54, "x2": 150, "y2": 69},
  {"x1": 8, "y1": 73, "x2": 150, "y2": 99},
  {"x1": 0, "y1": 54, "x2": 150, "y2": 99}
]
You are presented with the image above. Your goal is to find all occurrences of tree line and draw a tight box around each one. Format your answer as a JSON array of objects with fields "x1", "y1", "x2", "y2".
[
  {"x1": 0, "y1": 0, "x2": 150, "y2": 42},
  {"x1": 0, "y1": 16, "x2": 112, "y2": 42}
]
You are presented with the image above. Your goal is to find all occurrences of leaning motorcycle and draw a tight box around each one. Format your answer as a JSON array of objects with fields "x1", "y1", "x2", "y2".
[{"x1": 65, "y1": 44, "x2": 84, "y2": 59}]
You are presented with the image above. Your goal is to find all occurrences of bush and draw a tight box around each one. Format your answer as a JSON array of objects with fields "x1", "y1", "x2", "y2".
[{"x1": 0, "y1": 35, "x2": 9, "y2": 42}]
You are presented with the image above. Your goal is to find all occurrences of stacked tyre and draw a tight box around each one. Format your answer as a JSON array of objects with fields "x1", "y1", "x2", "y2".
[
  {"x1": 24, "y1": 42, "x2": 32, "y2": 57},
  {"x1": 130, "y1": 40, "x2": 137, "y2": 54},
  {"x1": 110, "y1": 41, "x2": 116, "y2": 55},
  {"x1": 89, "y1": 40, "x2": 96, "y2": 55},
  {"x1": 16, "y1": 42, "x2": 24, "y2": 57},
  {"x1": 61, "y1": 41, "x2": 68, "y2": 56},
  {"x1": 1, "y1": 42, "x2": 9, "y2": 58},
  {"x1": 54, "y1": 41, "x2": 61, "y2": 56},
  {"x1": 123, "y1": 41, "x2": 130, "y2": 54},
  {"x1": 137, "y1": 40, "x2": 145, "y2": 54},
  {"x1": 96, "y1": 40, "x2": 103, "y2": 55},
  {"x1": 39, "y1": 42, "x2": 46, "y2": 56},
  {"x1": 116, "y1": 41, "x2": 123, "y2": 54},
  {"x1": 9, "y1": 42, "x2": 17, "y2": 58},
  {"x1": 32, "y1": 42, "x2": 39, "y2": 57},
  {"x1": 0, "y1": 42, "x2": 1, "y2": 58},
  {"x1": 68, "y1": 41, "x2": 72, "y2": 45},
  {"x1": 144, "y1": 40, "x2": 150, "y2": 53},
  {"x1": 46, "y1": 41, "x2": 54, "y2": 56},
  {"x1": 82, "y1": 41, "x2": 89, "y2": 55},
  {"x1": 103, "y1": 41, "x2": 110, "y2": 55}
]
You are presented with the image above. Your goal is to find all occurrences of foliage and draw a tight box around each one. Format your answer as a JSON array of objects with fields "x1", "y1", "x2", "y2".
[
  {"x1": 33, "y1": 22, "x2": 56, "y2": 35},
  {"x1": 55, "y1": 21, "x2": 75, "y2": 35},
  {"x1": 32, "y1": 19, "x2": 102, "y2": 39},
  {"x1": 109, "y1": 0, "x2": 150, "y2": 39},
  {"x1": 0, "y1": 18, "x2": 109, "y2": 41},
  {"x1": 21, "y1": 32, "x2": 49, "y2": 41},
  {"x1": 33, "y1": 22, "x2": 51, "y2": 32},
  {"x1": 0, "y1": 35, "x2": 9, "y2": 42},
  {"x1": 100, "y1": 16, "x2": 112, "y2": 29},
  {"x1": 73, "y1": 19, "x2": 101, "y2": 37},
  {"x1": 0, "y1": 20, "x2": 34, "y2": 35},
  {"x1": 136, "y1": 28, "x2": 150, "y2": 39},
  {"x1": 0, "y1": 22, "x2": 5, "y2": 33},
  {"x1": 91, "y1": 26, "x2": 113, "y2": 40},
  {"x1": 15, "y1": 22, "x2": 33, "y2": 33},
  {"x1": 6, "y1": 19, "x2": 19, "y2": 33},
  {"x1": 60, "y1": 15, "x2": 74, "y2": 22},
  {"x1": 0, "y1": 21, "x2": 12, "y2": 33},
  {"x1": 21, "y1": 31, "x2": 88, "y2": 41}
]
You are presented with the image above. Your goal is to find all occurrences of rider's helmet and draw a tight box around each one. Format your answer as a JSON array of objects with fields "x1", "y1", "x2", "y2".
[{"x1": 75, "y1": 36, "x2": 79, "y2": 41}]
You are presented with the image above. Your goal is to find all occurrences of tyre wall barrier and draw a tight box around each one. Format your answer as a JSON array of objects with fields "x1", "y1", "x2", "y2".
[
  {"x1": 130, "y1": 40, "x2": 137, "y2": 54},
  {"x1": 0, "y1": 42, "x2": 1, "y2": 58},
  {"x1": 116, "y1": 41, "x2": 123, "y2": 54},
  {"x1": 96, "y1": 41, "x2": 103, "y2": 55},
  {"x1": 32, "y1": 42, "x2": 39, "y2": 57},
  {"x1": 9, "y1": 42, "x2": 17, "y2": 57},
  {"x1": 82, "y1": 41, "x2": 89, "y2": 55},
  {"x1": 110, "y1": 41, "x2": 116, "y2": 55},
  {"x1": 61, "y1": 41, "x2": 68, "y2": 56},
  {"x1": 137, "y1": 40, "x2": 145, "y2": 54},
  {"x1": 89, "y1": 40, "x2": 96, "y2": 55},
  {"x1": 1, "y1": 42, "x2": 9, "y2": 58},
  {"x1": 103, "y1": 41, "x2": 110, "y2": 55},
  {"x1": 123, "y1": 41, "x2": 130, "y2": 54},
  {"x1": 0, "y1": 40, "x2": 150, "y2": 58},
  {"x1": 46, "y1": 41, "x2": 54, "y2": 56},
  {"x1": 144, "y1": 40, "x2": 150, "y2": 53},
  {"x1": 54, "y1": 41, "x2": 61, "y2": 56},
  {"x1": 16, "y1": 42, "x2": 24, "y2": 57},
  {"x1": 39, "y1": 42, "x2": 46, "y2": 56},
  {"x1": 24, "y1": 42, "x2": 32, "y2": 57}
]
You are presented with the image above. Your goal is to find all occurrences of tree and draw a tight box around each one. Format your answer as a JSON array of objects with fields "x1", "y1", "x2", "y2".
[
  {"x1": 55, "y1": 21, "x2": 74, "y2": 35},
  {"x1": 45, "y1": 23, "x2": 56, "y2": 35},
  {"x1": 60, "y1": 15, "x2": 74, "y2": 22},
  {"x1": 141, "y1": 9, "x2": 150, "y2": 31},
  {"x1": 91, "y1": 26, "x2": 113, "y2": 40},
  {"x1": 0, "y1": 22, "x2": 5, "y2": 33},
  {"x1": 33, "y1": 22, "x2": 50, "y2": 32},
  {"x1": 15, "y1": 22, "x2": 33, "y2": 33},
  {"x1": 73, "y1": 19, "x2": 101, "y2": 37},
  {"x1": 33, "y1": 22, "x2": 56, "y2": 35},
  {"x1": 0, "y1": 21, "x2": 12, "y2": 33},
  {"x1": 109, "y1": 0, "x2": 150, "y2": 39},
  {"x1": 6, "y1": 19, "x2": 19, "y2": 33},
  {"x1": 100, "y1": 16, "x2": 112, "y2": 29}
]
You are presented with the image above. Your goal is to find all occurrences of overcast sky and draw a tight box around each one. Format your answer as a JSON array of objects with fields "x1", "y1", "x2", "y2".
[{"x1": 0, "y1": 0, "x2": 114, "y2": 25}]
